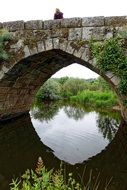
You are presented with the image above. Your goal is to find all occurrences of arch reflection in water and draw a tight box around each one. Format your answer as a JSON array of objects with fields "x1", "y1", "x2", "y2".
[
  {"x1": 30, "y1": 101, "x2": 120, "y2": 164},
  {"x1": 0, "y1": 110, "x2": 127, "y2": 189}
]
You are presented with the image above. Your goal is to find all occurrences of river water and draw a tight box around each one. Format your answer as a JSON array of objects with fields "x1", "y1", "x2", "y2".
[{"x1": 0, "y1": 101, "x2": 127, "y2": 189}]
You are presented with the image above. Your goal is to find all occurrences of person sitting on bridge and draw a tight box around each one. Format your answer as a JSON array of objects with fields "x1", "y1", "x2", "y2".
[{"x1": 54, "y1": 8, "x2": 63, "y2": 19}]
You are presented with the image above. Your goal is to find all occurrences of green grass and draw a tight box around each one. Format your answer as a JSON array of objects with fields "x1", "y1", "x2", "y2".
[{"x1": 70, "y1": 90, "x2": 118, "y2": 109}]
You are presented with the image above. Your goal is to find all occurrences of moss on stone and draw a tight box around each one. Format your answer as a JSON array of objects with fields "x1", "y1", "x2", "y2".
[{"x1": 70, "y1": 40, "x2": 87, "y2": 51}]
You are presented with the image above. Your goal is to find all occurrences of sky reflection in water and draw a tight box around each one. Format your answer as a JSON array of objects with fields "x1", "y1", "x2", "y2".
[{"x1": 30, "y1": 103, "x2": 119, "y2": 165}]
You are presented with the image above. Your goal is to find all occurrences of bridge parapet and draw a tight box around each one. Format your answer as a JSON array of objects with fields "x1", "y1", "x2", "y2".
[{"x1": 0, "y1": 16, "x2": 127, "y2": 31}]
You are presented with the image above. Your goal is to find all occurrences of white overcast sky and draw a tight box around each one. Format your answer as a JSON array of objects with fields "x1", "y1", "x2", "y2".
[{"x1": 1, "y1": 0, "x2": 127, "y2": 79}]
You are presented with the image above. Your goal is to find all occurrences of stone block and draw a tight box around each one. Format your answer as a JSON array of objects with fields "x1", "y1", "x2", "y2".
[
  {"x1": 0, "y1": 70, "x2": 4, "y2": 80},
  {"x1": 51, "y1": 28, "x2": 69, "y2": 38},
  {"x1": 37, "y1": 41, "x2": 45, "y2": 52},
  {"x1": 82, "y1": 27, "x2": 104, "y2": 40},
  {"x1": 44, "y1": 38, "x2": 53, "y2": 50},
  {"x1": 3, "y1": 21, "x2": 24, "y2": 31},
  {"x1": 115, "y1": 26, "x2": 127, "y2": 38},
  {"x1": 105, "y1": 71, "x2": 114, "y2": 79},
  {"x1": 73, "y1": 47, "x2": 85, "y2": 58},
  {"x1": 53, "y1": 38, "x2": 59, "y2": 49},
  {"x1": 111, "y1": 76, "x2": 120, "y2": 85},
  {"x1": 66, "y1": 41, "x2": 75, "y2": 54},
  {"x1": 29, "y1": 47, "x2": 38, "y2": 55},
  {"x1": 23, "y1": 45, "x2": 30, "y2": 58},
  {"x1": 104, "y1": 27, "x2": 114, "y2": 39},
  {"x1": 59, "y1": 39, "x2": 68, "y2": 51},
  {"x1": 82, "y1": 16, "x2": 104, "y2": 27},
  {"x1": 105, "y1": 16, "x2": 127, "y2": 26},
  {"x1": 44, "y1": 19, "x2": 61, "y2": 29},
  {"x1": 81, "y1": 48, "x2": 90, "y2": 62},
  {"x1": 1, "y1": 66, "x2": 10, "y2": 73},
  {"x1": 68, "y1": 28, "x2": 82, "y2": 40},
  {"x1": 25, "y1": 20, "x2": 43, "y2": 29},
  {"x1": 61, "y1": 18, "x2": 82, "y2": 28}
]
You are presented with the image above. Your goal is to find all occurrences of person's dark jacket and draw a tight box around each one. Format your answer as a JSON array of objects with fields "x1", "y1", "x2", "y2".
[{"x1": 54, "y1": 12, "x2": 63, "y2": 19}]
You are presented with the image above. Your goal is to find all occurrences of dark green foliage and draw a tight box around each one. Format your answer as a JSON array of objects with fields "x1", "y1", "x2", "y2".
[
  {"x1": 61, "y1": 78, "x2": 88, "y2": 98},
  {"x1": 0, "y1": 29, "x2": 11, "y2": 60},
  {"x1": 55, "y1": 76, "x2": 69, "y2": 85},
  {"x1": 91, "y1": 37, "x2": 127, "y2": 95},
  {"x1": 31, "y1": 100, "x2": 60, "y2": 122},
  {"x1": 97, "y1": 114, "x2": 119, "y2": 142},
  {"x1": 36, "y1": 78, "x2": 61, "y2": 101}
]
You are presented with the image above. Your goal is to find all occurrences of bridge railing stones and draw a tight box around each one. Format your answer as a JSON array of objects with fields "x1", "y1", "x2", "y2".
[{"x1": 0, "y1": 16, "x2": 127, "y2": 31}]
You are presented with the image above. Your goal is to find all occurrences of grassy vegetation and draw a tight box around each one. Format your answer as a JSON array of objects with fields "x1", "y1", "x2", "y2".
[
  {"x1": 10, "y1": 157, "x2": 111, "y2": 190},
  {"x1": 70, "y1": 90, "x2": 118, "y2": 109}
]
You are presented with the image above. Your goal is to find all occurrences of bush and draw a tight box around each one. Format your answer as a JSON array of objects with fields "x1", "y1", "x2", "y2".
[
  {"x1": 36, "y1": 79, "x2": 62, "y2": 101},
  {"x1": 70, "y1": 90, "x2": 117, "y2": 109},
  {"x1": 0, "y1": 29, "x2": 12, "y2": 60}
]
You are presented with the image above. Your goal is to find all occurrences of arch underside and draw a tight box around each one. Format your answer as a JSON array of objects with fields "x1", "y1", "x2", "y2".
[{"x1": 0, "y1": 49, "x2": 122, "y2": 119}]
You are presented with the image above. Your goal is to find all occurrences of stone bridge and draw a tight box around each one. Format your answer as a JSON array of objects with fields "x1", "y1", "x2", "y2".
[{"x1": 0, "y1": 16, "x2": 127, "y2": 120}]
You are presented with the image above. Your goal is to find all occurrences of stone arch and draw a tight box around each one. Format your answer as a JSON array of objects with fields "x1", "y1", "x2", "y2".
[
  {"x1": 0, "y1": 42, "x2": 123, "y2": 119},
  {"x1": 1, "y1": 16, "x2": 127, "y2": 120}
]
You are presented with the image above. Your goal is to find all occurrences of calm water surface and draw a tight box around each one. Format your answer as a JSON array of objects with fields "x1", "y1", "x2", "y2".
[
  {"x1": 1, "y1": 101, "x2": 127, "y2": 190},
  {"x1": 31, "y1": 104, "x2": 115, "y2": 164}
]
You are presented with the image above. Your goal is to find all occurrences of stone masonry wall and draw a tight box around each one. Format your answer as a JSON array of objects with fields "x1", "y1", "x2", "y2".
[{"x1": 0, "y1": 16, "x2": 127, "y2": 120}]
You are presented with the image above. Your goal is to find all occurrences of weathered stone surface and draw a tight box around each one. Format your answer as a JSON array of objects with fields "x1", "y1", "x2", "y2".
[
  {"x1": 3, "y1": 21, "x2": 24, "y2": 31},
  {"x1": 59, "y1": 39, "x2": 68, "y2": 51},
  {"x1": 44, "y1": 19, "x2": 61, "y2": 29},
  {"x1": 111, "y1": 76, "x2": 120, "y2": 85},
  {"x1": 82, "y1": 27, "x2": 105, "y2": 40},
  {"x1": 0, "y1": 87, "x2": 10, "y2": 93},
  {"x1": 1, "y1": 66, "x2": 10, "y2": 73},
  {"x1": 37, "y1": 41, "x2": 45, "y2": 52},
  {"x1": 82, "y1": 16, "x2": 104, "y2": 27},
  {"x1": 73, "y1": 47, "x2": 85, "y2": 58},
  {"x1": 52, "y1": 38, "x2": 59, "y2": 49},
  {"x1": 105, "y1": 71, "x2": 114, "y2": 79},
  {"x1": 61, "y1": 18, "x2": 82, "y2": 28},
  {"x1": 0, "y1": 70, "x2": 5, "y2": 80},
  {"x1": 10, "y1": 39, "x2": 24, "y2": 51},
  {"x1": 25, "y1": 20, "x2": 43, "y2": 29},
  {"x1": 51, "y1": 28, "x2": 69, "y2": 38},
  {"x1": 23, "y1": 45, "x2": 30, "y2": 57},
  {"x1": 29, "y1": 47, "x2": 38, "y2": 55},
  {"x1": 105, "y1": 16, "x2": 127, "y2": 26},
  {"x1": 66, "y1": 41, "x2": 75, "y2": 54},
  {"x1": 44, "y1": 38, "x2": 53, "y2": 50},
  {"x1": 81, "y1": 48, "x2": 90, "y2": 62},
  {"x1": 68, "y1": 28, "x2": 82, "y2": 40},
  {"x1": 104, "y1": 27, "x2": 114, "y2": 38}
]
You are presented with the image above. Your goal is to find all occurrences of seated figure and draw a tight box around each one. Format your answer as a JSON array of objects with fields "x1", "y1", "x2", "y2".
[{"x1": 54, "y1": 8, "x2": 63, "y2": 19}]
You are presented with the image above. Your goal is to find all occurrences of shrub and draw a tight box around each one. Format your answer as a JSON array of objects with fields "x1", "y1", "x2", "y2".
[{"x1": 0, "y1": 29, "x2": 11, "y2": 60}]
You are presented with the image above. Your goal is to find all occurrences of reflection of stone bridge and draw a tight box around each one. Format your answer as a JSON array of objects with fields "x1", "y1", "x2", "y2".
[
  {"x1": 0, "y1": 16, "x2": 127, "y2": 119},
  {"x1": 0, "y1": 114, "x2": 127, "y2": 190}
]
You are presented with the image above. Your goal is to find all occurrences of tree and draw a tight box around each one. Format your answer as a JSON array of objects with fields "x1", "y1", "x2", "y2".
[
  {"x1": 62, "y1": 78, "x2": 87, "y2": 98},
  {"x1": 36, "y1": 79, "x2": 61, "y2": 100}
]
